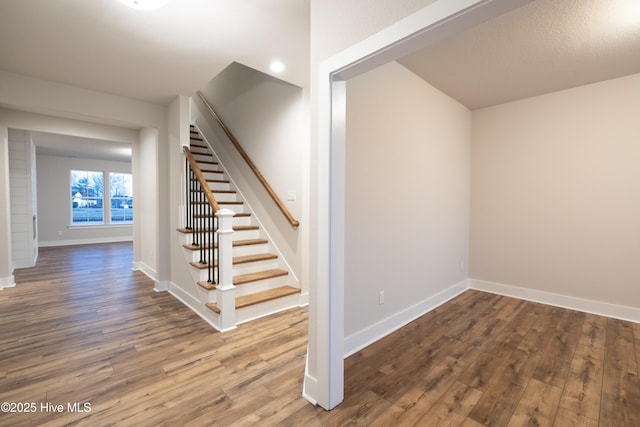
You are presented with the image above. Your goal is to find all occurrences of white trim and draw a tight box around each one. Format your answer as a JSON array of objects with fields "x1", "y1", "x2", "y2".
[
  {"x1": 302, "y1": 348, "x2": 320, "y2": 407},
  {"x1": 131, "y1": 261, "x2": 157, "y2": 282},
  {"x1": 167, "y1": 282, "x2": 235, "y2": 332},
  {"x1": 39, "y1": 236, "x2": 132, "y2": 247},
  {"x1": 344, "y1": 280, "x2": 469, "y2": 357},
  {"x1": 67, "y1": 224, "x2": 132, "y2": 230},
  {"x1": 0, "y1": 275, "x2": 16, "y2": 289},
  {"x1": 470, "y1": 278, "x2": 640, "y2": 324},
  {"x1": 154, "y1": 280, "x2": 169, "y2": 292}
]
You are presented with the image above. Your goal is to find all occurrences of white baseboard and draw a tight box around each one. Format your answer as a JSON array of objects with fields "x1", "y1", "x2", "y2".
[
  {"x1": 469, "y1": 278, "x2": 640, "y2": 324},
  {"x1": 154, "y1": 280, "x2": 170, "y2": 292},
  {"x1": 0, "y1": 275, "x2": 16, "y2": 289},
  {"x1": 167, "y1": 282, "x2": 221, "y2": 331},
  {"x1": 302, "y1": 372, "x2": 320, "y2": 407},
  {"x1": 39, "y1": 236, "x2": 133, "y2": 247},
  {"x1": 344, "y1": 280, "x2": 469, "y2": 357},
  {"x1": 131, "y1": 262, "x2": 157, "y2": 283}
]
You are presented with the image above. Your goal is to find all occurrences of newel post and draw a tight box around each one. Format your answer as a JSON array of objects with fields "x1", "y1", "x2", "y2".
[{"x1": 215, "y1": 208, "x2": 236, "y2": 330}]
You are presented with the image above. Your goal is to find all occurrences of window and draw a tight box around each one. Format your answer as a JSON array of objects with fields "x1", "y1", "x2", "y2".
[
  {"x1": 109, "y1": 173, "x2": 133, "y2": 223},
  {"x1": 71, "y1": 170, "x2": 104, "y2": 224},
  {"x1": 71, "y1": 170, "x2": 133, "y2": 226}
]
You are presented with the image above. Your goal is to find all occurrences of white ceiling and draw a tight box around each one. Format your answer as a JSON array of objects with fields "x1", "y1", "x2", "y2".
[
  {"x1": 399, "y1": 0, "x2": 640, "y2": 109},
  {"x1": 0, "y1": 0, "x2": 310, "y2": 105},
  {"x1": 2, "y1": 0, "x2": 640, "y2": 159}
]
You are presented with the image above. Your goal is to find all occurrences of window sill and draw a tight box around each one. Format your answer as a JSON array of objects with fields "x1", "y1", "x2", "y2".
[{"x1": 68, "y1": 224, "x2": 133, "y2": 230}]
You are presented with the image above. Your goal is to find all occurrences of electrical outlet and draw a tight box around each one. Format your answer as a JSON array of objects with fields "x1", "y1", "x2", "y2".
[
  {"x1": 287, "y1": 190, "x2": 297, "y2": 201},
  {"x1": 379, "y1": 291, "x2": 385, "y2": 305}
]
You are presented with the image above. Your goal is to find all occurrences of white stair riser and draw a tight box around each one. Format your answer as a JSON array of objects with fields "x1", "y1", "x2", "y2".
[
  {"x1": 185, "y1": 244, "x2": 269, "y2": 263},
  {"x1": 233, "y1": 259, "x2": 281, "y2": 276},
  {"x1": 220, "y1": 204, "x2": 246, "y2": 214},
  {"x1": 193, "y1": 157, "x2": 217, "y2": 166},
  {"x1": 195, "y1": 286, "x2": 217, "y2": 304},
  {"x1": 202, "y1": 171, "x2": 225, "y2": 180},
  {"x1": 232, "y1": 228, "x2": 260, "y2": 240},
  {"x1": 192, "y1": 151, "x2": 215, "y2": 159},
  {"x1": 209, "y1": 182, "x2": 231, "y2": 191},
  {"x1": 232, "y1": 243, "x2": 269, "y2": 257},
  {"x1": 211, "y1": 192, "x2": 237, "y2": 202},
  {"x1": 179, "y1": 232, "x2": 265, "y2": 250},
  {"x1": 193, "y1": 260, "x2": 281, "y2": 283},
  {"x1": 234, "y1": 275, "x2": 290, "y2": 297},
  {"x1": 235, "y1": 293, "x2": 301, "y2": 325},
  {"x1": 230, "y1": 216, "x2": 252, "y2": 227}
]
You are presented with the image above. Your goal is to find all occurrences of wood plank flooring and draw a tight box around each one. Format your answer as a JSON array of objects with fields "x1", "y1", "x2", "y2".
[{"x1": 1, "y1": 242, "x2": 639, "y2": 426}]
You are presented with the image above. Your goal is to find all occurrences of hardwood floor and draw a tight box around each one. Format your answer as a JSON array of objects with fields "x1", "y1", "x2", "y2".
[{"x1": 1, "y1": 242, "x2": 639, "y2": 426}]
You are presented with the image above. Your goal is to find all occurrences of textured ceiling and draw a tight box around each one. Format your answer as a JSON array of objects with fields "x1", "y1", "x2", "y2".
[{"x1": 399, "y1": 0, "x2": 640, "y2": 109}]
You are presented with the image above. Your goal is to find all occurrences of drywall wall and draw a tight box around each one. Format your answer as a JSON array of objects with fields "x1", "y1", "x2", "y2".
[
  {"x1": 471, "y1": 72, "x2": 640, "y2": 312},
  {"x1": 344, "y1": 61, "x2": 471, "y2": 351},
  {"x1": 36, "y1": 154, "x2": 132, "y2": 246},
  {"x1": 194, "y1": 62, "x2": 305, "y2": 281}
]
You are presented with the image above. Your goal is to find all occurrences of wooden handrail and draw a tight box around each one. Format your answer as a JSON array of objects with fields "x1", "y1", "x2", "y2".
[
  {"x1": 196, "y1": 91, "x2": 300, "y2": 228},
  {"x1": 183, "y1": 146, "x2": 221, "y2": 212}
]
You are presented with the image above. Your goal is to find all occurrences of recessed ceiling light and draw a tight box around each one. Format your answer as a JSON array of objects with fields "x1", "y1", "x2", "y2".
[
  {"x1": 119, "y1": 0, "x2": 169, "y2": 11},
  {"x1": 270, "y1": 60, "x2": 286, "y2": 74}
]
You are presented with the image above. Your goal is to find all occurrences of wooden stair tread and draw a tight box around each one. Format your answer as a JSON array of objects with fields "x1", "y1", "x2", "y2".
[
  {"x1": 205, "y1": 286, "x2": 300, "y2": 314},
  {"x1": 232, "y1": 225, "x2": 259, "y2": 231},
  {"x1": 197, "y1": 280, "x2": 216, "y2": 291},
  {"x1": 178, "y1": 225, "x2": 258, "y2": 233},
  {"x1": 236, "y1": 286, "x2": 300, "y2": 309},
  {"x1": 233, "y1": 253, "x2": 277, "y2": 265},
  {"x1": 233, "y1": 268, "x2": 288, "y2": 285},
  {"x1": 205, "y1": 302, "x2": 221, "y2": 314},
  {"x1": 192, "y1": 211, "x2": 249, "y2": 218},
  {"x1": 234, "y1": 238, "x2": 268, "y2": 246}
]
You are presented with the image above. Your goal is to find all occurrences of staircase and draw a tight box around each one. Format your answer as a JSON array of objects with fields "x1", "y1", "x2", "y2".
[{"x1": 176, "y1": 125, "x2": 301, "y2": 330}]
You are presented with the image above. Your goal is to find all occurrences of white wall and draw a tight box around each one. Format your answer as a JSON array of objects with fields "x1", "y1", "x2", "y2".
[
  {"x1": 345, "y1": 61, "x2": 471, "y2": 352},
  {"x1": 36, "y1": 154, "x2": 132, "y2": 246},
  {"x1": 470, "y1": 72, "x2": 640, "y2": 317},
  {"x1": 194, "y1": 62, "x2": 305, "y2": 280}
]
